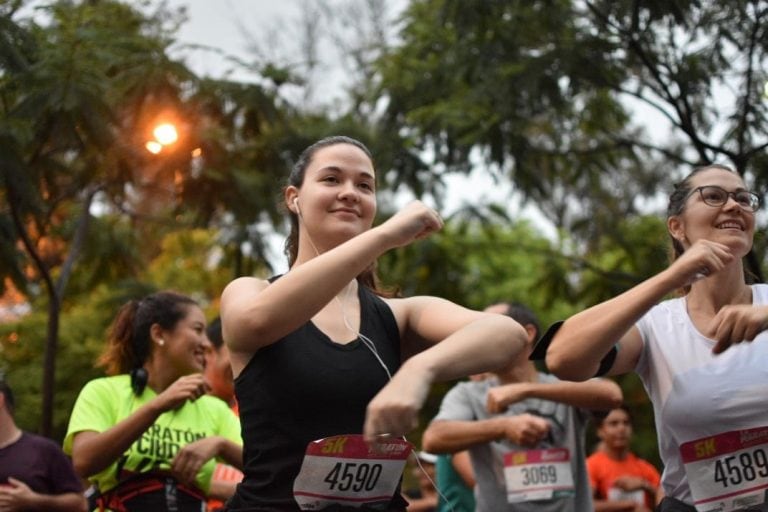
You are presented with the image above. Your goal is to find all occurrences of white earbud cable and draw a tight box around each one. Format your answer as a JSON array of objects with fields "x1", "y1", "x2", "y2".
[{"x1": 301, "y1": 218, "x2": 452, "y2": 510}]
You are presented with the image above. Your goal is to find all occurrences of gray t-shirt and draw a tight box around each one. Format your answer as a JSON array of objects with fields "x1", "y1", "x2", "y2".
[{"x1": 432, "y1": 373, "x2": 593, "y2": 512}]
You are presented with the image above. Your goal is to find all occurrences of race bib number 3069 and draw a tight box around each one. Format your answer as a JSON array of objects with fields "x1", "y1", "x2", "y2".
[
  {"x1": 293, "y1": 434, "x2": 413, "y2": 510},
  {"x1": 503, "y1": 448, "x2": 575, "y2": 503},
  {"x1": 680, "y1": 426, "x2": 768, "y2": 512}
]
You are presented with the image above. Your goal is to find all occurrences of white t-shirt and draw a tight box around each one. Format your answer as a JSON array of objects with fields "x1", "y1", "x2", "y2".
[{"x1": 635, "y1": 283, "x2": 768, "y2": 503}]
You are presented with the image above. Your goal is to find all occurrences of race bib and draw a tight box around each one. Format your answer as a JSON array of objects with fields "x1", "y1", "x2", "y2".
[
  {"x1": 680, "y1": 426, "x2": 768, "y2": 512},
  {"x1": 293, "y1": 434, "x2": 413, "y2": 510},
  {"x1": 608, "y1": 487, "x2": 645, "y2": 505},
  {"x1": 503, "y1": 447, "x2": 575, "y2": 503}
]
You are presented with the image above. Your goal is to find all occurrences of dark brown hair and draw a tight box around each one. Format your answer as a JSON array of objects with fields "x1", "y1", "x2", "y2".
[
  {"x1": 98, "y1": 291, "x2": 198, "y2": 376},
  {"x1": 283, "y1": 136, "x2": 393, "y2": 296},
  {"x1": 207, "y1": 316, "x2": 223, "y2": 350},
  {"x1": 592, "y1": 404, "x2": 633, "y2": 427}
]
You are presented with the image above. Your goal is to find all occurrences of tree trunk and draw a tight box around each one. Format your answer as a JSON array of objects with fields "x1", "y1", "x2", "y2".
[{"x1": 41, "y1": 293, "x2": 61, "y2": 437}]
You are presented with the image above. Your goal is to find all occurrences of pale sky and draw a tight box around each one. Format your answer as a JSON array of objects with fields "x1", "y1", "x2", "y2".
[
  {"x1": 164, "y1": 0, "x2": 301, "y2": 80},
  {"x1": 163, "y1": 0, "x2": 407, "y2": 106}
]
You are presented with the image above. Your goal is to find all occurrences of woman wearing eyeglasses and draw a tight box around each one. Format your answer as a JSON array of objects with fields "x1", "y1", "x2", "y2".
[{"x1": 544, "y1": 164, "x2": 768, "y2": 512}]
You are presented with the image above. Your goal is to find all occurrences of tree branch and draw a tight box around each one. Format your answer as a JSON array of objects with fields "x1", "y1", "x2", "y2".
[
  {"x1": 585, "y1": 0, "x2": 715, "y2": 162},
  {"x1": 734, "y1": 5, "x2": 761, "y2": 159},
  {"x1": 6, "y1": 185, "x2": 57, "y2": 304},
  {"x1": 54, "y1": 186, "x2": 99, "y2": 299}
]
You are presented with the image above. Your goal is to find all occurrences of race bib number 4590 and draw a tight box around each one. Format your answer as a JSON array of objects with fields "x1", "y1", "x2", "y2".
[
  {"x1": 293, "y1": 434, "x2": 413, "y2": 510},
  {"x1": 680, "y1": 426, "x2": 768, "y2": 512}
]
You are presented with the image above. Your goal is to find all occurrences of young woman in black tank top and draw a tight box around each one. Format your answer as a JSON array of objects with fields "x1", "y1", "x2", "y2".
[{"x1": 220, "y1": 136, "x2": 529, "y2": 511}]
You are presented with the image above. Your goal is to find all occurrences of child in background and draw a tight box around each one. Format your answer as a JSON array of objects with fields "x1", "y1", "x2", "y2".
[{"x1": 587, "y1": 406, "x2": 661, "y2": 511}]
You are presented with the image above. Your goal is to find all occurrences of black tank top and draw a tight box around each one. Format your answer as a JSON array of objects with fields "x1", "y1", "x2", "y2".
[{"x1": 226, "y1": 281, "x2": 407, "y2": 511}]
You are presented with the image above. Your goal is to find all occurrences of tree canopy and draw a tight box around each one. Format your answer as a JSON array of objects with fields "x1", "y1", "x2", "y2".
[
  {"x1": 374, "y1": 0, "x2": 768, "y2": 277},
  {"x1": 0, "y1": 0, "x2": 295, "y2": 434},
  {"x1": 1, "y1": 0, "x2": 765, "y2": 465}
]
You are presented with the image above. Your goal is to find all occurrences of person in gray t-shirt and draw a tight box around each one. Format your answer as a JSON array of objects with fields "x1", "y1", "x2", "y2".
[{"x1": 423, "y1": 303, "x2": 623, "y2": 512}]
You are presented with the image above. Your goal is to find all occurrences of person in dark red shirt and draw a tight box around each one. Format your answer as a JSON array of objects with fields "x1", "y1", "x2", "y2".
[{"x1": 0, "y1": 379, "x2": 87, "y2": 512}]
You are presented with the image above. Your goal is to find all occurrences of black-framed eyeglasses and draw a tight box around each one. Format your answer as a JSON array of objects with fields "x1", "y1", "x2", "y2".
[{"x1": 685, "y1": 185, "x2": 761, "y2": 212}]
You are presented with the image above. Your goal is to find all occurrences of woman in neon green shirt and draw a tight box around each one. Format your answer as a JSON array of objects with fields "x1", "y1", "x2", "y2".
[{"x1": 65, "y1": 291, "x2": 243, "y2": 511}]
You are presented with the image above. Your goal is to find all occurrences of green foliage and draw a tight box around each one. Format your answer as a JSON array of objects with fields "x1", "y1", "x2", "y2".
[
  {"x1": 377, "y1": 0, "x2": 667, "y2": 241},
  {"x1": 143, "y1": 228, "x2": 231, "y2": 304},
  {"x1": 0, "y1": 0, "x2": 202, "y2": 434},
  {"x1": 0, "y1": 0, "x2": 302, "y2": 432},
  {"x1": 0, "y1": 301, "x2": 108, "y2": 442},
  {"x1": 0, "y1": 225, "x2": 233, "y2": 439},
  {"x1": 373, "y1": 0, "x2": 768, "y2": 278},
  {"x1": 377, "y1": 210, "x2": 669, "y2": 463},
  {"x1": 576, "y1": 215, "x2": 671, "y2": 304},
  {"x1": 0, "y1": 311, "x2": 47, "y2": 431},
  {"x1": 64, "y1": 215, "x2": 143, "y2": 293}
]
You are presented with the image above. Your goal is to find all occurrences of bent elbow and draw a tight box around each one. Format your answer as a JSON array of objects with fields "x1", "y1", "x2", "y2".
[
  {"x1": 545, "y1": 348, "x2": 593, "y2": 382},
  {"x1": 510, "y1": 322, "x2": 529, "y2": 358},
  {"x1": 600, "y1": 381, "x2": 624, "y2": 410},
  {"x1": 76, "y1": 497, "x2": 89, "y2": 512},
  {"x1": 421, "y1": 426, "x2": 448, "y2": 454},
  {"x1": 496, "y1": 318, "x2": 529, "y2": 364},
  {"x1": 71, "y1": 446, "x2": 102, "y2": 481},
  {"x1": 72, "y1": 457, "x2": 93, "y2": 480},
  {"x1": 421, "y1": 435, "x2": 438, "y2": 454}
]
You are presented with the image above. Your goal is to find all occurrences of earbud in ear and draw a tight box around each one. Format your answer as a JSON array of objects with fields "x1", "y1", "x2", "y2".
[
  {"x1": 157, "y1": 338, "x2": 165, "y2": 347},
  {"x1": 293, "y1": 198, "x2": 301, "y2": 215}
]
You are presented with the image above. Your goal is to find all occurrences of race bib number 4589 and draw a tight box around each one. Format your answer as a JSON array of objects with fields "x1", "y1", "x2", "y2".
[
  {"x1": 293, "y1": 435, "x2": 413, "y2": 510},
  {"x1": 680, "y1": 426, "x2": 768, "y2": 512}
]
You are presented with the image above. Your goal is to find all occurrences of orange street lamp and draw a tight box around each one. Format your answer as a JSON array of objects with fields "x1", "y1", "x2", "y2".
[
  {"x1": 154, "y1": 123, "x2": 178, "y2": 145},
  {"x1": 145, "y1": 122, "x2": 179, "y2": 154},
  {"x1": 145, "y1": 140, "x2": 163, "y2": 154}
]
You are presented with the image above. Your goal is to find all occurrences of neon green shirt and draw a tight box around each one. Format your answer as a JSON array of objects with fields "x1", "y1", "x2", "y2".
[{"x1": 64, "y1": 375, "x2": 242, "y2": 495}]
